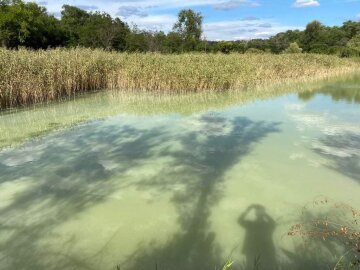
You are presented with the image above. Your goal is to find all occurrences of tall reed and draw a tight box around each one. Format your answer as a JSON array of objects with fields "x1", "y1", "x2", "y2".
[{"x1": 1, "y1": 48, "x2": 359, "y2": 108}]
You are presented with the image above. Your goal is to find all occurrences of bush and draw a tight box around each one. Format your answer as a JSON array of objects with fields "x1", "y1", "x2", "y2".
[
  {"x1": 310, "y1": 44, "x2": 330, "y2": 54},
  {"x1": 283, "y1": 42, "x2": 303, "y2": 54},
  {"x1": 245, "y1": 48, "x2": 265, "y2": 54},
  {"x1": 339, "y1": 47, "x2": 359, "y2": 58}
]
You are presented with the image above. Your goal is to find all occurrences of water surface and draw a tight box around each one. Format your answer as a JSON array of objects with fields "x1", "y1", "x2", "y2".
[{"x1": 0, "y1": 76, "x2": 359, "y2": 270}]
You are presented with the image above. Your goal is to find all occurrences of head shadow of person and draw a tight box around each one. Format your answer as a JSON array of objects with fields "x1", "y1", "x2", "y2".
[{"x1": 238, "y1": 204, "x2": 277, "y2": 270}]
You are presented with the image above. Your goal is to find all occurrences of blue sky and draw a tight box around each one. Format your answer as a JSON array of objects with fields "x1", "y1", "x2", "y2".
[{"x1": 31, "y1": 0, "x2": 360, "y2": 40}]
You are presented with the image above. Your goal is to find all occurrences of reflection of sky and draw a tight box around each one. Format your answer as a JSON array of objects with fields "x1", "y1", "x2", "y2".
[{"x1": 287, "y1": 92, "x2": 360, "y2": 169}]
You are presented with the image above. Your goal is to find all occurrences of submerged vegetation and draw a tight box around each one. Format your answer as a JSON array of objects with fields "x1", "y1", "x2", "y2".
[
  {"x1": 288, "y1": 198, "x2": 360, "y2": 269},
  {"x1": 1, "y1": 48, "x2": 360, "y2": 108}
]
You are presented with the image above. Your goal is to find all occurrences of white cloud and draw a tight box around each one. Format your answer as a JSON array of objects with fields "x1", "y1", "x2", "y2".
[
  {"x1": 126, "y1": 14, "x2": 177, "y2": 32},
  {"x1": 203, "y1": 19, "x2": 303, "y2": 40},
  {"x1": 28, "y1": 0, "x2": 303, "y2": 40},
  {"x1": 116, "y1": 6, "x2": 148, "y2": 18},
  {"x1": 213, "y1": 0, "x2": 260, "y2": 11},
  {"x1": 293, "y1": 0, "x2": 320, "y2": 8}
]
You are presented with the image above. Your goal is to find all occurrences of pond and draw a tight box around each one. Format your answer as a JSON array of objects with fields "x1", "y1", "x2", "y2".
[{"x1": 0, "y1": 75, "x2": 359, "y2": 270}]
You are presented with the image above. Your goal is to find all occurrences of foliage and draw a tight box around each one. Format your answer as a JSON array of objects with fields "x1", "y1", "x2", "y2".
[
  {"x1": 0, "y1": 0, "x2": 65, "y2": 48},
  {"x1": 283, "y1": 42, "x2": 303, "y2": 54},
  {"x1": 217, "y1": 41, "x2": 234, "y2": 54},
  {"x1": 347, "y1": 35, "x2": 360, "y2": 53},
  {"x1": 1, "y1": 1, "x2": 360, "y2": 56},
  {"x1": 288, "y1": 198, "x2": 360, "y2": 269},
  {"x1": 60, "y1": 5, "x2": 129, "y2": 50},
  {"x1": 245, "y1": 48, "x2": 265, "y2": 54},
  {"x1": 173, "y1": 9, "x2": 203, "y2": 51}
]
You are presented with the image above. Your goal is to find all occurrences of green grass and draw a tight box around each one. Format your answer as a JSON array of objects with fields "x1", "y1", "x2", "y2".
[{"x1": 1, "y1": 48, "x2": 360, "y2": 108}]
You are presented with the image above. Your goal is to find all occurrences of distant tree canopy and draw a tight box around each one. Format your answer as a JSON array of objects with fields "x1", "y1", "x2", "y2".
[
  {"x1": 1, "y1": 0, "x2": 360, "y2": 57},
  {"x1": 0, "y1": 0, "x2": 65, "y2": 48}
]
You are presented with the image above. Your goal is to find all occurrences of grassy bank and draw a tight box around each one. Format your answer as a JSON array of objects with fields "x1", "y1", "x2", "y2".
[{"x1": 1, "y1": 48, "x2": 360, "y2": 108}]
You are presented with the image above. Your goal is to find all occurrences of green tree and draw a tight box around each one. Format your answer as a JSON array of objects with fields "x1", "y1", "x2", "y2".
[
  {"x1": 342, "y1": 21, "x2": 360, "y2": 39},
  {"x1": 164, "y1": 31, "x2": 183, "y2": 53},
  {"x1": 173, "y1": 9, "x2": 203, "y2": 51},
  {"x1": 283, "y1": 42, "x2": 303, "y2": 53},
  {"x1": 246, "y1": 38, "x2": 270, "y2": 52},
  {"x1": 60, "y1": 5, "x2": 129, "y2": 50},
  {"x1": 217, "y1": 41, "x2": 234, "y2": 54},
  {"x1": 0, "y1": 0, "x2": 65, "y2": 48},
  {"x1": 80, "y1": 12, "x2": 128, "y2": 50},
  {"x1": 60, "y1": 5, "x2": 89, "y2": 47},
  {"x1": 125, "y1": 27, "x2": 149, "y2": 52},
  {"x1": 269, "y1": 30, "x2": 303, "y2": 54},
  {"x1": 302, "y1": 20, "x2": 326, "y2": 52},
  {"x1": 347, "y1": 35, "x2": 360, "y2": 53}
]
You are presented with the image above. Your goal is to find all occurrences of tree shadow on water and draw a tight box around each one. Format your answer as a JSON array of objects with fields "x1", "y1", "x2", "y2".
[
  {"x1": 0, "y1": 122, "x2": 169, "y2": 270},
  {"x1": 238, "y1": 204, "x2": 277, "y2": 270},
  {"x1": 0, "y1": 114, "x2": 281, "y2": 270},
  {"x1": 119, "y1": 115, "x2": 280, "y2": 270},
  {"x1": 313, "y1": 133, "x2": 360, "y2": 183}
]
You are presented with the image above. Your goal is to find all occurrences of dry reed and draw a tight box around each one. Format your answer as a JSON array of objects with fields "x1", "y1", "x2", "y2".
[{"x1": 1, "y1": 48, "x2": 359, "y2": 108}]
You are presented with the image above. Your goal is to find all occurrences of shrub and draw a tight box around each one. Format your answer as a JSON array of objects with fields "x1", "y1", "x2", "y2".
[{"x1": 283, "y1": 42, "x2": 303, "y2": 54}]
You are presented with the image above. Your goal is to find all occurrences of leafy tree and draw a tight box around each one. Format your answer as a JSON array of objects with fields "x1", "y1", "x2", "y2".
[
  {"x1": 0, "y1": 0, "x2": 65, "y2": 48},
  {"x1": 60, "y1": 5, "x2": 89, "y2": 47},
  {"x1": 347, "y1": 35, "x2": 360, "y2": 53},
  {"x1": 302, "y1": 20, "x2": 326, "y2": 52},
  {"x1": 173, "y1": 9, "x2": 203, "y2": 51},
  {"x1": 146, "y1": 31, "x2": 166, "y2": 52},
  {"x1": 217, "y1": 41, "x2": 234, "y2": 54},
  {"x1": 164, "y1": 31, "x2": 183, "y2": 53},
  {"x1": 80, "y1": 12, "x2": 128, "y2": 50},
  {"x1": 283, "y1": 42, "x2": 303, "y2": 53},
  {"x1": 246, "y1": 39, "x2": 270, "y2": 52},
  {"x1": 61, "y1": 6, "x2": 129, "y2": 50},
  {"x1": 342, "y1": 21, "x2": 360, "y2": 39},
  {"x1": 125, "y1": 27, "x2": 149, "y2": 52},
  {"x1": 269, "y1": 30, "x2": 303, "y2": 54}
]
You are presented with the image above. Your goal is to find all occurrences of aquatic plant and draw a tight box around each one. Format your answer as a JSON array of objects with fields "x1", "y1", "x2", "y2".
[
  {"x1": 288, "y1": 197, "x2": 360, "y2": 269},
  {"x1": 1, "y1": 48, "x2": 360, "y2": 108}
]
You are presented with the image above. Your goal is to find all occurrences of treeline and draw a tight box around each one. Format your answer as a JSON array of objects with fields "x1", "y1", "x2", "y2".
[{"x1": 1, "y1": 0, "x2": 360, "y2": 56}]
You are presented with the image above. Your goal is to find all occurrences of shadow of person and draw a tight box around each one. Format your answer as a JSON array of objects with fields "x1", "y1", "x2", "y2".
[{"x1": 238, "y1": 204, "x2": 277, "y2": 270}]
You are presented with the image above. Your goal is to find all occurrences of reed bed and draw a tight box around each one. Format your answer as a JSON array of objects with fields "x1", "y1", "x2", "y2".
[{"x1": 1, "y1": 48, "x2": 360, "y2": 108}]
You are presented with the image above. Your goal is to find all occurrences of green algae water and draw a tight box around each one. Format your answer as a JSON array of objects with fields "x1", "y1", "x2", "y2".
[{"x1": 0, "y1": 76, "x2": 359, "y2": 270}]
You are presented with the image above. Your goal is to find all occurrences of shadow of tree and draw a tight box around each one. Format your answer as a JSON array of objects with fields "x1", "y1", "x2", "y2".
[
  {"x1": 118, "y1": 115, "x2": 280, "y2": 270},
  {"x1": 0, "y1": 113, "x2": 281, "y2": 270},
  {"x1": 312, "y1": 133, "x2": 360, "y2": 183},
  {"x1": 0, "y1": 120, "x2": 170, "y2": 270}
]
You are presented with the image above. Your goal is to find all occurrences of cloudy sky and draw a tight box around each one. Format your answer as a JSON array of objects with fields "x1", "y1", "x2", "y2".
[{"x1": 31, "y1": 0, "x2": 360, "y2": 40}]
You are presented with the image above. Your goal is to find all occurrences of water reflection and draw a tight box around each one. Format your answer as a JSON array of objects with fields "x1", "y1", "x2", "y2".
[
  {"x1": 238, "y1": 205, "x2": 277, "y2": 270},
  {"x1": 298, "y1": 76, "x2": 360, "y2": 104},
  {"x1": 313, "y1": 133, "x2": 360, "y2": 183}
]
